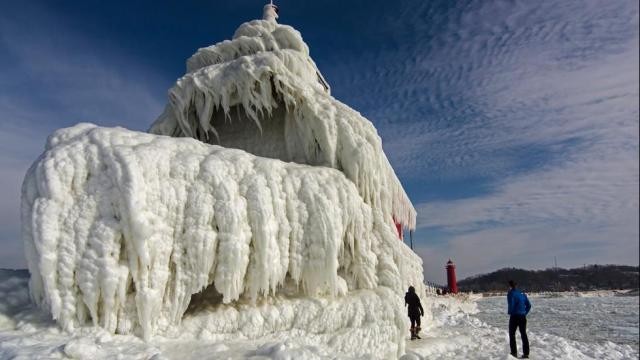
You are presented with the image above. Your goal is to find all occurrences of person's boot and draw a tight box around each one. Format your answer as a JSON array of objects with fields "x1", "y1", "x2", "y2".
[
  {"x1": 415, "y1": 326, "x2": 422, "y2": 339},
  {"x1": 410, "y1": 327, "x2": 416, "y2": 340}
]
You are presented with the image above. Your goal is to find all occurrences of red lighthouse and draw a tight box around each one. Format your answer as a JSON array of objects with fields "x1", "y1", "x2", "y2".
[{"x1": 446, "y1": 259, "x2": 458, "y2": 294}]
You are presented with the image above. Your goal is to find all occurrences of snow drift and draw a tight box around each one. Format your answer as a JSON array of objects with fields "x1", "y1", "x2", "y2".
[
  {"x1": 3, "y1": 270, "x2": 637, "y2": 359},
  {"x1": 21, "y1": 14, "x2": 423, "y2": 358}
]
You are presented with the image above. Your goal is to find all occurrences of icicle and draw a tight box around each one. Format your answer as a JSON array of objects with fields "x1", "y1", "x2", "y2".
[{"x1": 150, "y1": 20, "x2": 416, "y2": 229}]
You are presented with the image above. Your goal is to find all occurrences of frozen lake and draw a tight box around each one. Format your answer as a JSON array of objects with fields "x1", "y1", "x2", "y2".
[
  {"x1": 406, "y1": 293, "x2": 639, "y2": 359},
  {"x1": 475, "y1": 294, "x2": 639, "y2": 347}
]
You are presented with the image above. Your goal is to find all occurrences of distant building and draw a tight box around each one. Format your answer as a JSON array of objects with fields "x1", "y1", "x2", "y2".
[{"x1": 446, "y1": 259, "x2": 458, "y2": 294}]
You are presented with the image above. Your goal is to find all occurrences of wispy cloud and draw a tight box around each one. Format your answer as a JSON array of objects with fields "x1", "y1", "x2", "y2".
[
  {"x1": 0, "y1": 7, "x2": 166, "y2": 132},
  {"x1": 0, "y1": 3, "x2": 166, "y2": 267},
  {"x1": 323, "y1": 0, "x2": 639, "y2": 281}
]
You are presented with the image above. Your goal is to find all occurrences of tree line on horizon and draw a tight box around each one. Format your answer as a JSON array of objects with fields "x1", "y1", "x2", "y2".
[{"x1": 457, "y1": 264, "x2": 639, "y2": 293}]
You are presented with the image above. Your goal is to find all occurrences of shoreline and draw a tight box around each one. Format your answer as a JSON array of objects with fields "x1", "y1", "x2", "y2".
[{"x1": 476, "y1": 288, "x2": 638, "y2": 298}]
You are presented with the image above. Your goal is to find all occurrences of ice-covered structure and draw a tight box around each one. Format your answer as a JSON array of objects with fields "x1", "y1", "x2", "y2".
[{"x1": 21, "y1": 7, "x2": 424, "y2": 358}]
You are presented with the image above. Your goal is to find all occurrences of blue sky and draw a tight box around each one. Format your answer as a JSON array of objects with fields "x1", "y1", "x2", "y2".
[{"x1": 0, "y1": 0, "x2": 638, "y2": 284}]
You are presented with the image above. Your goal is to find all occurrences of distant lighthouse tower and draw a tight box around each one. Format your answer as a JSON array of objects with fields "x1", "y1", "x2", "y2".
[
  {"x1": 263, "y1": 1, "x2": 279, "y2": 21},
  {"x1": 446, "y1": 259, "x2": 458, "y2": 294}
]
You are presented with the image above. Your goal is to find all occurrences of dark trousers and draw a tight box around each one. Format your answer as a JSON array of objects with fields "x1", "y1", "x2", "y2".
[
  {"x1": 509, "y1": 315, "x2": 529, "y2": 356},
  {"x1": 409, "y1": 314, "x2": 421, "y2": 328}
]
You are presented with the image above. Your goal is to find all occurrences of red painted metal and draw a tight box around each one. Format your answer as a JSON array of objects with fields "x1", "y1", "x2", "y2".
[
  {"x1": 394, "y1": 220, "x2": 403, "y2": 240},
  {"x1": 446, "y1": 259, "x2": 458, "y2": 294},
  {"x1": 396, "y1": 223, "x2": 402, "y2": 240}
]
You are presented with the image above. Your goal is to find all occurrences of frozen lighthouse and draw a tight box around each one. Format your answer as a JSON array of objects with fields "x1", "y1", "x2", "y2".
[{"x1": 21, "y1": 2, "x2": 423, "y2": 358}]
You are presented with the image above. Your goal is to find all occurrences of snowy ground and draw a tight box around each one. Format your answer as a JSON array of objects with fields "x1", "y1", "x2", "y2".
[
  {"x1": 406, "y1": 293, "x2": 639, "y2": 359},
  {"x1": 1, "y1": 269, "x2": 638, "y2": 359}
]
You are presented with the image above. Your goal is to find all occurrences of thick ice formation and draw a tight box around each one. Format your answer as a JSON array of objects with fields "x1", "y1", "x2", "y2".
[
  {"x1": 150, "y1": 19, "x2": 416, "y2": 230},
  {"x1": 21, "y1": 15, "x2": 423, "y2": 358}
]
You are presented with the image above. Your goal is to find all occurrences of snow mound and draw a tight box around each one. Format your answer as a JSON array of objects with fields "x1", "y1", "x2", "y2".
[
  {"x1": 22, "y1": 124, "x2": 422, "y2": 348},
  {"x1": 178, "y1": 287, "x2": 406, "y2": 358}
]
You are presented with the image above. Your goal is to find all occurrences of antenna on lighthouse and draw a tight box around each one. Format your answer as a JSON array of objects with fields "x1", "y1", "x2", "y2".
[{"x1": 263, "y1": 0, "x2": 279, "y2": 22}]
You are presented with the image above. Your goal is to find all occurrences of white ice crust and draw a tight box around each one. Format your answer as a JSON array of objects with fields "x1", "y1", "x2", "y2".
[
  {"x1": 21, "y1": 18, "x2": 423, "y2": 358},
  {"x1": 150, "y1": 20, "x2": 415, "y2": 230},
  {"x1": 2, "y1": 270, "x2": 638, "y2": 360}
]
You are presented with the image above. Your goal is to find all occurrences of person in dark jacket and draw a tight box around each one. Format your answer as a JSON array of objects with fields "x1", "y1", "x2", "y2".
[
  {"x1": 507, "y1": 280, "x2": 531, "y2": 358},
  {"x1": 405, "y1": 286, "x2": 424, "y2": 340}
]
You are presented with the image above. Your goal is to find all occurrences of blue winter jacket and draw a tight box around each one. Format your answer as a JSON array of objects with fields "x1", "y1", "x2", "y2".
[{"x1": 507, "y1": 288, "x2": 531, "y2": 316}]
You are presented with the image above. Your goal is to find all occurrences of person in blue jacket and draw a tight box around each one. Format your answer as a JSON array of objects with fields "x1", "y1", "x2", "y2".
[{"x1": 507, "y1": 280, "x2": 531, "y2": 358}]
